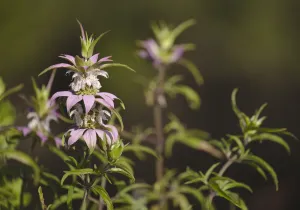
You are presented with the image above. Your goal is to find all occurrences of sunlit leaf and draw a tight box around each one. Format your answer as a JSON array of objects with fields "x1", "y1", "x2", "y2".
[
  {"x1": 178, "y1": 58, "x2": 204, "y2": 85},
  {"x1": 101, "y1": 63, "x2": 135, "y2": 72},
  {"x1": 204, "y1": 163, "x2": 220, "y2": 182},
  {"x1": 87, "y1": 31, "x2": 110, "y2": 57},
  {"x1": 106, "y1": 167, "x2": 135, "y2": 183},
  {"x1": 111, "y1": 109, "x2": 124, "y2": 131},
  {"x1": 243, "y1": 154, "x2": 278, "y2": 190},
  {"x1": 50, "y1": 193, "x2": 83, "y2": 209},
  {"x1": 0, "y1": 77, "x2": 5, "y2": 96},
  {"x1": 38, "y1": 186, "x2": 48, "y2": 210},
  {"x1": 0, "y1": 84, "x2": 23, "y2": 101},
  {"x1": 171, "y1": 19, "x2": 196, "y2": 40},
  {"x1": 67, "y1": 184, "x2": 75, "y2": 210},
  {"x1": 0, "y1": 100, "x2": 16, "y2": 126},
  {"x1": 251, "y1": 133, "x2": 290, "y2": 154},
  {"x1": 118, "y1": 183, "x2": 151, "y2": 195},
  {"x1": 123, "y1": 144, "x2": 157, "y2": 159},
  {"x1": 92, "y1": 186, "x2": 113, "y2": 210},
  {"x1": 178, "y1": 186, "x2": 205, "y2": 209},
  {"x1": 61, "y1": 168, "x2": 96, "y2": 185}
]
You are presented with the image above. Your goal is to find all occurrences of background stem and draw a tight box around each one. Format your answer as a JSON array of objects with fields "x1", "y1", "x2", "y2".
[
  {"x1": 154, "y1": 67, "x2": 166, "y2": 182},
  {"x1": 98, "y1": 176, "x2": 107, "y2": 210}
]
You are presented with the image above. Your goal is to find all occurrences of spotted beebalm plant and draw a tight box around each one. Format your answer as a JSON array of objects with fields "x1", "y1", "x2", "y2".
[
  {"x1": 37, "y1": 21, "x2": 135, "y2": 210},
  {"x1": 109, "y1": 19, "x2": 294, "y2": 210},
  {"x1": 0, "y1": 19, "x2": 294, "y2": 210},
  {"x1": 18, "y1": 72, "x2": 61, "y2": 147}
]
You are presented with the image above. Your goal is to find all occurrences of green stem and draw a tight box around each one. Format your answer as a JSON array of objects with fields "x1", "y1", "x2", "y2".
[
  {"x1": 98, "y1": 176, "x2": 107, "y2": 210},
  {"x1": 80, "y1": 189, "x2": 88, "y2": 210},
  {"x1": 218, "y1": 155, "x2": 237, "y2": 177},
  {"x1": 154, "y1": 67, "x2": 166, "y2": 182},
  {"x1": 153, "y1": 66, "x2": 167, "y2": 209},
  {"x1": 20, "y1": 172, "x2": 25, "y2": 210},
  {"x1": 208, "y1": 155, "x2": 238, "y2": 206}
]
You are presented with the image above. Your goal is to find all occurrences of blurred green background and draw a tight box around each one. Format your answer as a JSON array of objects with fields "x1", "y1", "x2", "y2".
[{"x1": 1, "y1": 0, "x2": 300, "y2": 209}]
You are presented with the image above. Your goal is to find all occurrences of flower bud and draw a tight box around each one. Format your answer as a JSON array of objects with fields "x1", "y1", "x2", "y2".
[{"x1": 108, "y1": 140, "x2": 124, "y2": 162}]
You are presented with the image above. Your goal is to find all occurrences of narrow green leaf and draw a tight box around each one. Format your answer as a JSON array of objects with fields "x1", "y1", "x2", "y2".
[
  {"x1": 101, "y1": 63, "x2": 135, "y2": 72},
  {"x1": 210, "y1": 176, "x2": 253, "y2": 193},
  {"x1": 61, "y1": 168, "x2": 96, "y2": 185},
  {"x1": 48, "y1": 146, "x2": 75, "y2": 170},
  {"x1": 50, "y1": 193, "x2": 83, "y2": 209},
  {"x1": 111, "y1": 109, "x2": 124, "y2": 130},
  {"x1": 67, "y1": 184, "x2": 75, "y2": 210},
  {"x1": 178, "y1": 186, "x2": 205, "y2": 209},
  {"x1": 92, "y1": 186, "x2": 113, "y2": 210},
  {"x1": 178, "y1": 58, "x2": 204, "y2": 85},
  {"x1": 87, "y1": 31, "x2": 110, "y2": 57},
  {"x1": 1, "y1": 150, "x2": 40, "y2": 185},
  {"x1": 245, "y1": 162, "x2": 268, "y2": 180},
  {"x1": 42, "y1": 172, "x2": 60, "y2": 184},
  {"x1": 171, "y1": 85, "x2": 201, "y2": 109},
  {"x1": 106, "y1": 167, "x2": 135, "y2": 183},
  {"x1": 210, "y1": 182, "x2": 240, "y2": 207},
  {"x1": 0, "y1": 100, "x2": 16, "y2": 126},
  {"x1": 204, "y1": 163, "x2": 220, "y2": 181},
  {"x1": 244, "y1": 154, "x2": 278, "y2": 190},
  {"x1": 253, "y1": 103, "x2": 268, "y2": 121},
  {"x1": 0, "y1": 77, "x2": 6, "y2": 96},
  {"x1": 165, "y1": 134, "x2": 177, "y2": 157},
  {"x1": 251, "y1": 133, "x2": 290, "y2": 154},
  {"x1": 118, "y1": 183, "x2": 151, "y2": 195},
  {"x1": 0, "y1": 84, "x2": 23, "y2": 101},
  {"x1": 38, "y1": 186, "x2": 47, "y2": 210},
  {"x1": 123, "y1": 144, "x2": 157, "y2": 159},
  {"x1": 171, "y1": 19, "x2": 196, "y2": 40},
  {"x1": 228, "y1": 135, "x2": 245, "y2": 155}
]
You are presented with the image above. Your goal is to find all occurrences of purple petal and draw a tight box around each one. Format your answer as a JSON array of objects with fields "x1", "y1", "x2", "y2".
[
  {"x1": 17, "y1": 127, "x2": 31, "y2": 136},
  {"x1": 66, "y1": 95, "x2": 83, "y2": 112},
  {"x1": 48, "y1": 63, "x2": 72, "y2": 70},
  {"x1": 171, "y1": 46, "x2": 184, "y2": 63},
  {"x1": 104, "y1": 131, "x2": 113, "y2": 145},
  {"x1": 83, "y1": 95, "x2": 95, "y2": 113},
  {"x1": 50, "y1": 91, "x2": 72, "y2": 105},
  {"x1": 68, "y1": 129, "x2": 86, "y2": 146},
  {"x1": 89, "y1": 53, "x2": 99, "y2": 64},
  {"x1": 142, "y1": 39, "x2": 159, "y2": 61},
  {"x1": 37, "y1": 132, "x2": 48, "y2": 143},
  {"x1": 105, "y1": 125, "x2": 119, "y2": 143},
  {"x1": 98, "y1": 92, "x2": 118, "y2": 100},
  {"x1": 138, "y1": 50, "x2": 149, "y2": 59},
  {"x1": 95, "y1": 129, "x2": 105, "y2": 140},
  {"x1": 77, "y1": 20, "x2": 86, "y2": 41},
  {"x1": 54, "y1": 137, "x2": 62, "y2": 147},
  {"x1": 98, "y1": 56, "x2": 112, "y2": 63},
  {"x1": 59, "y1": 54, "x2": 76, "y2": 65},
  {"x1": 95, "y1": 98, "x2": 113, "y2": 109},
  {"x1": 83, "y1": 129, "x2": 97, "y2": 150}
]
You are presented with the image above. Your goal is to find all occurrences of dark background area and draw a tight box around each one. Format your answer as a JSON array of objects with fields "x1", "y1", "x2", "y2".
[{"x1": 1, "y1": 0, "x2": 300, "y2": 209}]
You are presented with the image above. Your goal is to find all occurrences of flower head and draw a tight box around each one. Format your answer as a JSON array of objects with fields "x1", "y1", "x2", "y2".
[
  {"x1": 18, "y1": 73, "x2": 61, "y2": 147},
  {"x1": 38, "y1": 21, "x2": 132, "y2": 152},
  {"x1": 65, "y1": 103, "x2": 119, "y2": 151},
  {"x1": 137, "y1": 19, "x2": 196, "y2": 67}
]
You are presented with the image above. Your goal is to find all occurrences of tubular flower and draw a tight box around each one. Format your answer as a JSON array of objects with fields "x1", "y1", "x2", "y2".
[{"x1": 65, "y1": 104, "x2": 118, "y2": 151}]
